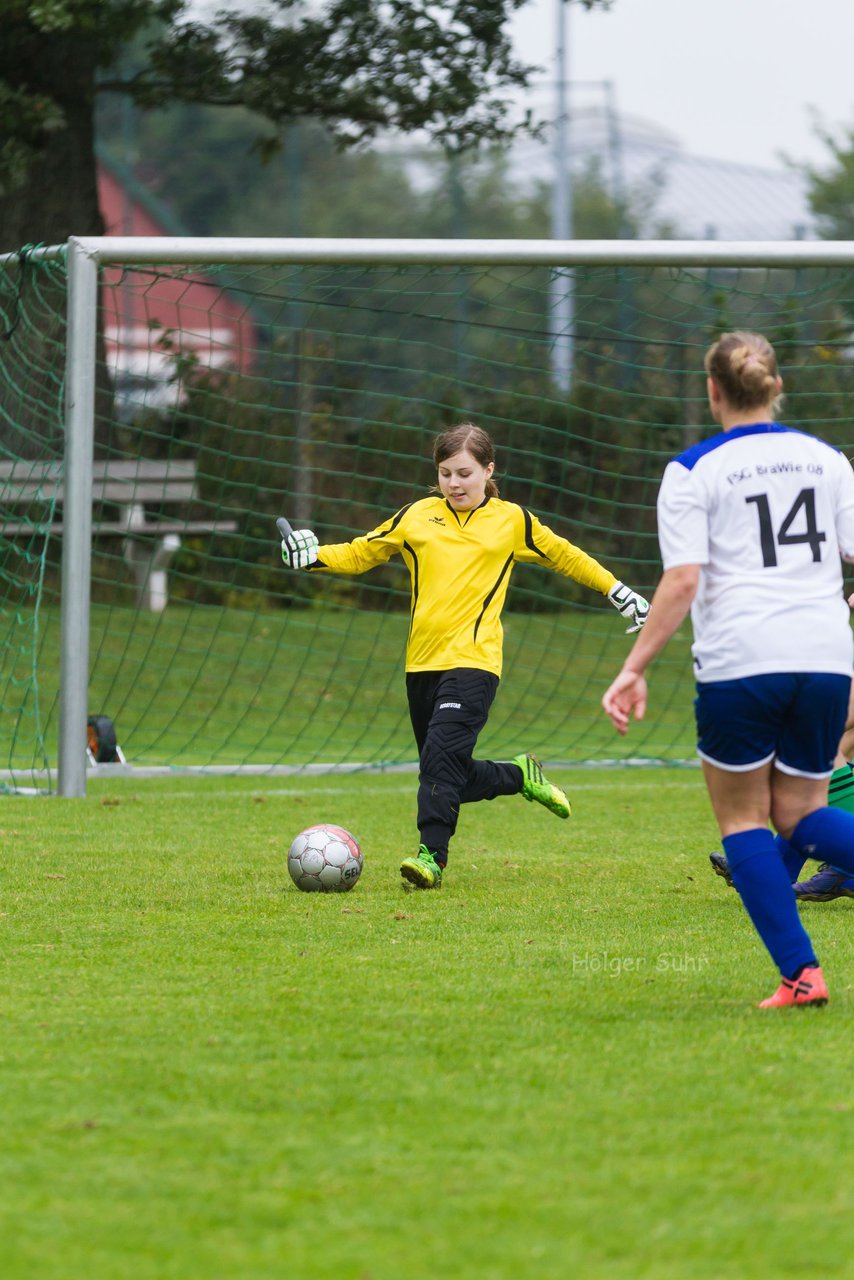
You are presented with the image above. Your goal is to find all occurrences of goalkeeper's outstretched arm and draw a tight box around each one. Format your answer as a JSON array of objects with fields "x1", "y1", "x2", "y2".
[
  {"x1": 278, "y1": 509, "x2": 408, "y2": 575},
  {"x1": 515, "y1": 509, "x2": 650, "y2": 632}
]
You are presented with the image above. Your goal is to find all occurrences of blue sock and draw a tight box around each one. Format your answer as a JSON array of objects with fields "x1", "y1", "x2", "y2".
[
  {"x1": 775, "y1": 833, "x2": 807, "y2": 883},
  {"x1": 791, "y1": 808, "x2": 854, "y2": 877},
  {"x1": 723, "y1": 828, "x2": 817, "y2": 979}
]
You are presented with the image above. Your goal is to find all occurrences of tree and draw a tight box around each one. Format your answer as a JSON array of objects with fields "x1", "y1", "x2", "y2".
[
  {"x1": 801, "y1": 124, "x2": 854, "y2": 370},
  {"x1": 95, "y1": 102, "x2": 438, "y2": 239},
  {"x1": 804, "y1": 122, "x2": 854, "y2": 240},
  {"x1": 0, "y1": 0, "x2": 611, "y2": 248}
]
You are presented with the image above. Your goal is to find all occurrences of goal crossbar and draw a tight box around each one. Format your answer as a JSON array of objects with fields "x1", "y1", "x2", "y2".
[{"x1": 5, "y1": 237, "x2": 854, "y2": 269}]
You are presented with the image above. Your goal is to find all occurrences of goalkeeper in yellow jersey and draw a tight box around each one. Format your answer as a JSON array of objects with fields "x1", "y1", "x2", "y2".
[{"x1": 281, "y1": 423, "x2": 649, "y2": 889}]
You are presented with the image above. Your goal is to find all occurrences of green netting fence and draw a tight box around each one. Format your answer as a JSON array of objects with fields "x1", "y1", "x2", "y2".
[{"x1": 1, "y1": 240, "x2": 853, "y2": 790}]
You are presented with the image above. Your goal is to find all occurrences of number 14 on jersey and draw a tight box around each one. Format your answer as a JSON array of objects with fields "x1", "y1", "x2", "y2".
[{"x1": 745, "y1": 487, "x2": 827, "y2": 567}]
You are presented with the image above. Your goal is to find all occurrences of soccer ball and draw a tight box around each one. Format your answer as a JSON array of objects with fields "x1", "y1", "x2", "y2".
[{"x1": 287, "y1": 824, "x2": 363, "y2": 893}]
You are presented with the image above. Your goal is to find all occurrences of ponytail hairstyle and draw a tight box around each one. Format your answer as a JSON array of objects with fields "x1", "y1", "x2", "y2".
[
  {"x1": 704, "y1": 331, "x2": 782, "y2": 414},
  {"x1": 432, "y1": 422, "x2": 500, "y2": 498}
]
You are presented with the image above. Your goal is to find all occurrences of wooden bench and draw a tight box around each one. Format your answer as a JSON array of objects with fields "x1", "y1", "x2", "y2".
[{"x1": 0, "y1": 458, "x2": 237, "y2": 612}]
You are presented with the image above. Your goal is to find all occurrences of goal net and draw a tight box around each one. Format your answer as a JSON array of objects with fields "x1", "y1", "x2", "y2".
[{"x1": 1, "y1": 239, "x2": 853, "y2": 792}]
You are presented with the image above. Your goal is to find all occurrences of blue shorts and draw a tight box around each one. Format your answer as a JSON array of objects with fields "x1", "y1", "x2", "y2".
[{"x1": 694, "y1": 673, "x2": 851, "y2": 777}]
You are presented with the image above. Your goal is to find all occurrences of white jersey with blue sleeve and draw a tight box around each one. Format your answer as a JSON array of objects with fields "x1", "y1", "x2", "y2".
[{"x1": 657, "y1": 423, "x2": 854, "y2": 683}]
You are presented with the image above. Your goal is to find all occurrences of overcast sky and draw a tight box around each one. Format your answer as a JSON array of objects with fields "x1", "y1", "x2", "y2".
[{"x1": 510, "y1": 0, "x2": 854, "y2": 172}]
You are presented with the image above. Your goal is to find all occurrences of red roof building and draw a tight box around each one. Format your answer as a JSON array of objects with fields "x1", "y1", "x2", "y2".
[{"x1": 97, "y1": 157, "x2": 256, "y2": 412}]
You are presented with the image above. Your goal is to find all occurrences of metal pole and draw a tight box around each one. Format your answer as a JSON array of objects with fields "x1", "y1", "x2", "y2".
[
  {"x1": 41, "y1": 238, "x2": 854, "y2": 269},
  {"x1": 58, "y1": 238, "x2": 98, "y2": 797},
  {"x1": 285, "y1": 126, "x2": 313, "y2": 528},
  {"x1": 604, "y1": 80, "x2": 633, "y2": 385},
  {"x1": 119, "y1": 81, "x2": 135, "y2": 380},
  {"x1": 604, "y1": 81, "x2": 628, "y2": 228},
  {"x1": 550, "y1": 0, "x2": 573, "y2": 392},
  {"x1": 449, "y1": 151, "x2": 470, "y2": 388}
]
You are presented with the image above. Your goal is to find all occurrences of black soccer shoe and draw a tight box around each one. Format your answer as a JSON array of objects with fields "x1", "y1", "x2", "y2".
[{"x1": 709, "y1": 851, "x2": 734, "y2": 889}]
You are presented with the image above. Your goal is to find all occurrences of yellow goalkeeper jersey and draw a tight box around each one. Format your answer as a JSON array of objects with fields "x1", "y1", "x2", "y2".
[{"x1": 311, "y1": 495, "x2": 617, "y2": 678}]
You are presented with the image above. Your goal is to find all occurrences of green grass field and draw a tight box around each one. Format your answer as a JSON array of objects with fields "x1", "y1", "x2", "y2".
[
  {"x1": 3, "y1": 768, "x2": 853, "y2": 1279},
  {"x1": 8, "y1": 601, "x2": 698, "y2": 774}
]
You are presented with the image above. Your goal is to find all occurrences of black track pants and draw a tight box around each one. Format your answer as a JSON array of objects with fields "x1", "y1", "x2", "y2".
[{"x1": 406, "y1": 668, "x2": 523, "y2": 865}]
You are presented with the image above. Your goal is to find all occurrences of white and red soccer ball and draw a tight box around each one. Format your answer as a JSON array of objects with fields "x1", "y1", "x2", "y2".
[{"x1": 287, "y1": 824, "x2": 363, "y2": 893}]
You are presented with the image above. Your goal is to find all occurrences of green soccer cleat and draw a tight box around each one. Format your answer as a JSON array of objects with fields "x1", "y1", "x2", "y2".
[
  {"x1": 400, "y1": 845, "x2": 444, "y2": 889},
  {"x1": 513, "y1": 752, "x2": 571, "y2": 819}
]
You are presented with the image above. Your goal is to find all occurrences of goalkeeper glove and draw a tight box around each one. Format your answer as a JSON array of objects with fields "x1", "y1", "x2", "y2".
[
  {"x1": 281, "y1": 528, "x2": 319, "y2": 570},
  {"x1": 608, "y1": 581, "x2": 650, "y2": 633}
]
